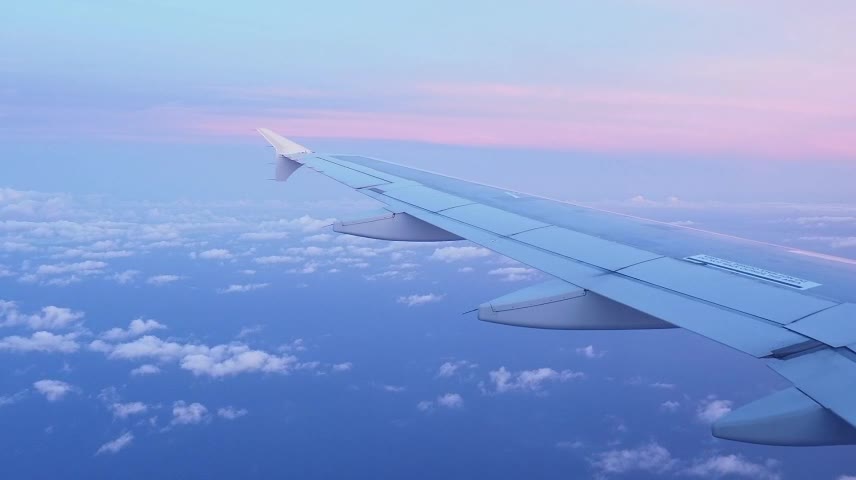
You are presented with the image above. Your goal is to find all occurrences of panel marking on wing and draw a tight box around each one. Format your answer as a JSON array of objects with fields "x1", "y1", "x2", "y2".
[
  {"x1": 768, "y1": 349, "x2": 856, "y2": 428},
  {"x1": 686, "y1": 254, "x2": 822, "y2": 290},
  {"x1": 440, "y1": 203, "x2": 550, "y2": 237},
  {"x1": 619, "y1": 257, "x2": 837, "y2": 325},
  {"x1": 302, "y1": 159, "x2": 390, "y2": 189},
  {"x1": 512, "y1": 225, "x2": 663, "y2": 271},
  {"x1": 381, "y1": 185, "x2": 474, "y2": 212},
  {"x1": 787, "y1": 303, "x2": 856, "y2": 347}
]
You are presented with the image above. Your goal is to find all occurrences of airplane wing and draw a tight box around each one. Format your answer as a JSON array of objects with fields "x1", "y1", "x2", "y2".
[{"x1": 258, "y1": 128, "x2": 856, "y2": 446}]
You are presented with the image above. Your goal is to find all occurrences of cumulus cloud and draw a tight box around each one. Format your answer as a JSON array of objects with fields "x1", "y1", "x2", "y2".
[
  {"x1": 331, "y1": 362, "x2": 353, "y2": 372},
  {"x1": 591, "y1": 442, "x2": 676, "y2": 475},
  {"x1": 217, "y1": 406, "x2": 248, "y2": 420},
  {"x1": 109, "y1": 270, "x2": 140, "y2": 284},
  {"x1": 0, "y1": 390, "x2": 28, "y2": 407},
  {"x1": 146, "y1": 275, "x2": 182, "y2": 285},
  {"x1": 196, "y1": 248, "x2": 233, "y2": 260},
  {"x1": 697, "y1": 396, "x2": 733, "y2": 423},
  {"x1": 100, "y1": 318, "x2": 166, "y2": 341},
  {"x1": 0, "y1": 331, "x2": 80, "y2": 353},
  {"x1": 436, "y1": 360, "x2": 477, "y2": 378},
  {"x1": 436, "y1": 393, "x2": 464, "y2": 409},
  {"x1": 660, "y1": 400, "x2": 681, "y2": 412},
  {"x1": 218, "y1": 283, "x2": 269, "y2": 294},
  {"x1": 172, "y1": 401, "x2": 209, "y2": 425},
  {"x1": 576, "y1": 345, "x2": 606, "y2": 359},
  {"x1": 485, "y1": 366, "x2": 584, "y2": 394},
  {"x1": 96, "y1": 432, "x2": 134, "y2": 455},
  {"x1": 111, "y1": 401, "x2": 148, "y2": 419},
  {"x1": 488, "y1": 266, "x2": 538, "y2": 282},
  {"x1": 430, "y1": 246, "x2": 492, "y2": 262},
  {"x1": 397, "y1": 293, "x2": 444, "y2": 307},
  {"x1": 33, "y1": 379, "x2": 75, "y2": 401},
  {"x1": 130, "y1": 364, "x2": 161, "y2": 376},
  {"x1": 416, "y1": 400, "x2": 434, "y2": 412},
  {"x1": 254, "y1": 255, "x2": 303, "y2": 265},
  {"x1": 683, "y1": 454, "x2": 781, "y2": 480},
  {"x1": 0, "y1": 300, "x2": 84, "y2": 330},
  {"x1": 35, "y1": 260, "x2": 107, "y2": 277}
]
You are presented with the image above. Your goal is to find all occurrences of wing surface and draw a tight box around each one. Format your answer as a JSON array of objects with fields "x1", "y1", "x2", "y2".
[{"x1": 259, "y1": 129, "x2": 856, "y2": 446}]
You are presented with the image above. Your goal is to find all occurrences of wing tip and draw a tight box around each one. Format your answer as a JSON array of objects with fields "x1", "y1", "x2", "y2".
[{"x1": 257, "y1": 128, "x2": 312, "y2": 156}]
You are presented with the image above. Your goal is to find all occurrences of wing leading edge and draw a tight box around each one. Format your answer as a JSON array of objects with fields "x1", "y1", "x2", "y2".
[{"x1": 258, "y1": 128, "x2": 856, "y2": 446}]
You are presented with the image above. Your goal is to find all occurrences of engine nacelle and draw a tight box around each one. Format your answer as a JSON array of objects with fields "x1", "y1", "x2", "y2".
[{"x1": 478, "y1": 279, "x2": 674, "y2": 330}]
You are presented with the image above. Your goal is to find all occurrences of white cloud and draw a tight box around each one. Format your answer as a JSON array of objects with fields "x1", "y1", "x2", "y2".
[
  {"x1": 556, "y1": 440, "x2": 584, "y2": 450},
  {"x1": 488, "y1": 266, "x2": 538, "y2": 282},
  {"x1": 683, "y1": 454, "x2": 781, "y2": 480},
  {"x1": 303, "y1": 233, "x2": 332, "y2": 243},
  {"x1": 197, "y1": 248, "x2": 233, "y2": 260},
  {"x1": 172, "y1": 401, "x2": 209, "y2": 425},
  {"x1": 217, "y1": 406, "x2": 248, "y2": 420},
  {"x1": 0, "y1": 300, "x2": 84, "y2": 330},
  {"x1": 35, "y1": 260, "x2": 107, "y2": 277},
  {"x1": 254, "y1": 255, "x2": 303, "y2": 265},
  {"x1": 838, "y1": 476, "x2": 856, "y2": 480},
  {"x1": 436, "y1": 393, "x2": 464, "y2": 409},
  {"x1": 485, "y1": 366, "x2": 584, "y2": 394},
  {"x1": 111, "y1": 401, "x2": 148, "y2": 419},
  {"x1": 33, "y1": 379, "x2": 74, "y2": 401},
  {"x1": 430, "y1": 246, "x2": 492, "y2": 262},
  {"x1": 180, "y1": 345, "x2": 298, "y2": 377},
  {"x1": 660, "y1": 400, "x2": 681, "y2": 412},
  {"x1": 218, "y1": 283, "x2": 269, "y2": 294},
  {"x1": 397, "y1": 293, "x2": 444, "y2": 307},
  {"x1": 96, "y1": 432, "x2": 134, "y2": 455},
  {"x1": 332, "y1": 362, "x2": 353, "y2": 372},
  {"x1": 100, "y1": 318, "x2": 166, "y2": 341},
  {"x1": 109, "y1": 270, "x2": 140, "y2": 284},
  {"x1": 130, "y1": 364, "x2": 161, "y2": 376},
  {"x1": 591, "y1": 442, "x2": 676, "y2": 475},
  {"x1": 146, "y1": 274, "x2": 182, "y2": 285},
  {"x1": 458, "y1": 267, "x2": 474, "y2": 273},
  {"x1": 239, "y1": 231, "x2": 290, "y2": 241},
  {"x1": 0, "y1": 390, "x2": 27, "y2": 407},
  {"x1": 416, "y1": 400, "x2": 434, "y2": 412},
  {"x1": 0, "y1": 331, "x2": 80, "y2": 353},
  {"x1": 576, "y1": 345, "x2": 606, "y2": 359},
  {"x1": 697, "y1": 396, "x2": 733, "y2": 423},
  {"x1": 436, "y1": 360, "x2": 477, "y2": 378}
]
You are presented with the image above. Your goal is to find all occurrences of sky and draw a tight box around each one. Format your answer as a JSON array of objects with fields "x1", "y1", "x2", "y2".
[{"x1": 2, "y1": 1, "x2": 856, "y2": 479}]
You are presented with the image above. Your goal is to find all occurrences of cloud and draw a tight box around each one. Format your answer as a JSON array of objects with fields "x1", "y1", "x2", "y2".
[
  {"x1": 436, "y1": 360, "x2": 477, "y2": 378},
  {"x1": 303, "y1": 233, "x2": 332, "y2": 243},
  {"x1": 0, "y1": 300, "x2": 84, "y2": 330},
  {"x1": 488, "y1": 266, "x2": 538, "y2": 282},
  {"x1": 576, "y1": 345, "x2": 606, "y2": 359},
  {"x1": 683, "y1": 454, "x2": 781, "y2": 480},
  {"x1": 217, "y1": 406, "x2": 248, "y2": 420},
  {"x1": 95, "y1": 432, "x2": 134, "y2": 455},
  {"x1": 697, "y1": 396, "x2": 733, "y2": 423},
  {"x1": 436, "y1": 393, "x2": 464, "y2": 409},
  {"x1": 130, "y1": 364, "x2": 160, "y2": 376},
  {"x1": 172, "y1": 401, "x2": 209, "y2": 425},
  {"x1": 35, "y1": 260, "x2": 107, "y2": 277},
  {"x1": 416, "y1": 400, "x2": 434, "y2": 412},
  {"x1": 196, "y1": 248, "x2": 233, "y2": 260},
  {"x1": 218, "y1": 283, "x2": 269, "y2": 294},
  {"x1": 590, "y1": 442, "x2": 676, "y2": 475},
  {"x1": 146, "y1": 274, "x2": 182, "y2": 285},
  {"x1": 109, "y1": 270, "x2": 140, "y2": 284},
  {"x1": 0, "y1": 390, "x2": 28, "y2": 407},
  {"x1": 33, "y1": 379, "x2": 75, "y2": 401},
  {"x1": 100, "y1": 318, "x2": 166, "y2": 341},
  {"x1": 179, "y1": 345, "x2": 298, "y2": 377},
  {"x1": 239, "y1": 231, "x2": 291, "y2": 241},
  {"x1": 331, "y1": 362, "x2": 353, "y2": 372},
  {"x1": 381, "y1": 385, "x2": 406, "y2": 393},
  {"x1": 111, "y1": 401, "x2": 148, "y2": 419},
  {"x1": 660, "y1": 400, "x2": 681, "y2": 412},
  {"x1": 254, "y1": 255, "x2": 303, "y2": 265},
  {"x1": 485, "y1": 366, "x2": 584, "y2": 394},
  {"x1": 430, "y1": 246, "x2": 492, "y2": 262},
  {"x1": 397, "y1": 293, "x2": 444, "y2": 307},
  {"x1": 0, "y1": 331, "x2": 80, "y2": 353}
]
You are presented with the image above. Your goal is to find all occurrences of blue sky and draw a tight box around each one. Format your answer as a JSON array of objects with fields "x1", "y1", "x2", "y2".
[{"x1": 3, "y1": 1, "x2": 856, "y2": 479}]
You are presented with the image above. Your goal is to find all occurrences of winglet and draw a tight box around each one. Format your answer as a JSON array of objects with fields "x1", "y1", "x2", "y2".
[{"x1": 257, "y1": 128, "x2": 312, "y2": 157}]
